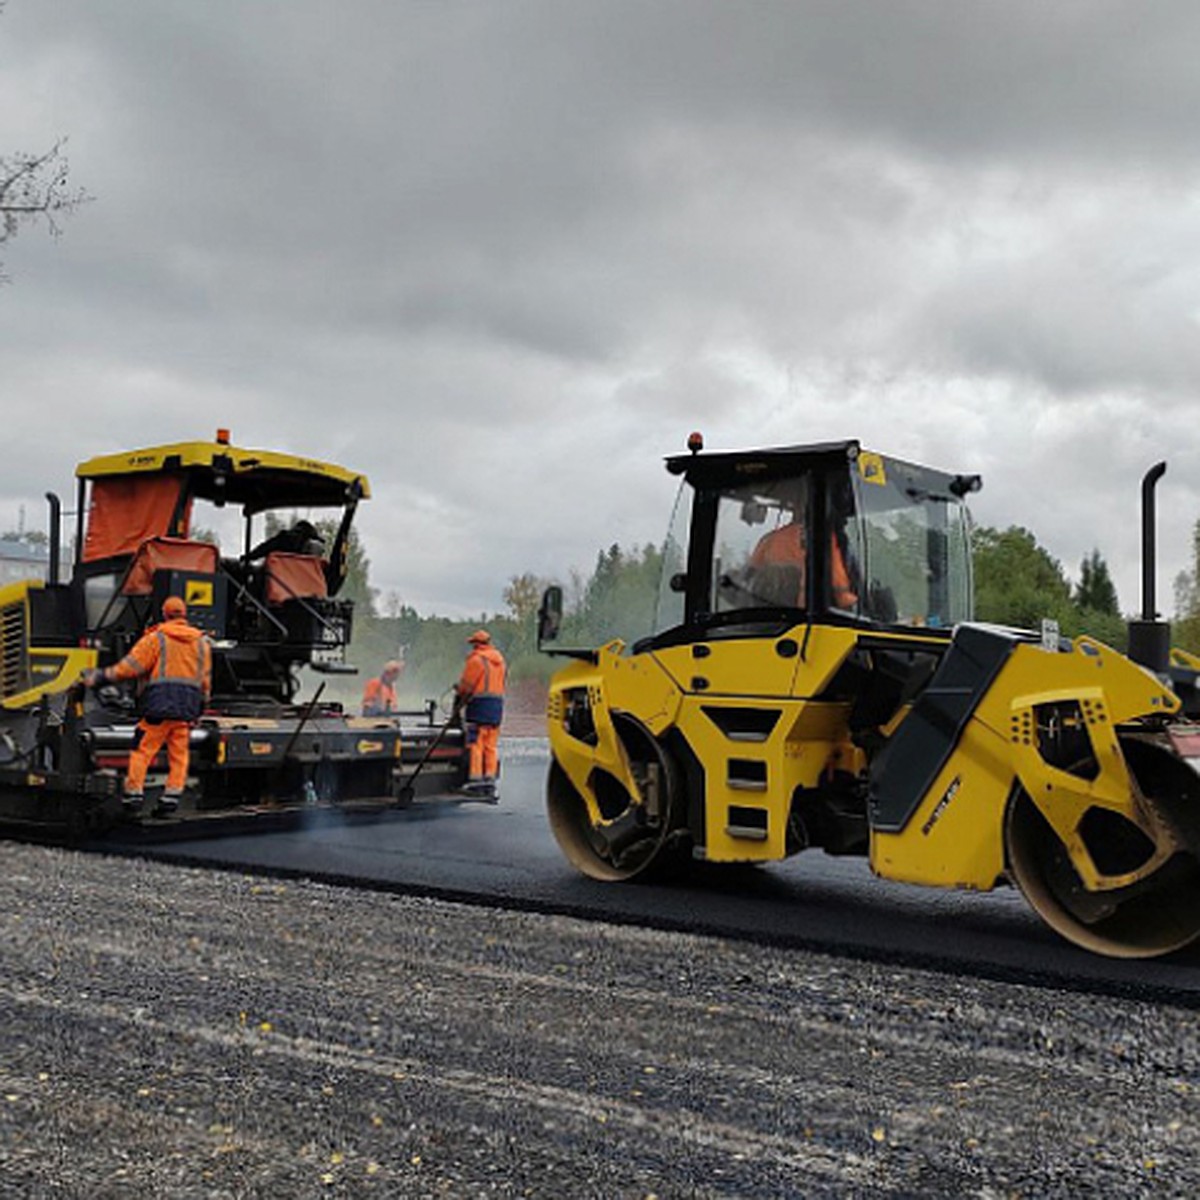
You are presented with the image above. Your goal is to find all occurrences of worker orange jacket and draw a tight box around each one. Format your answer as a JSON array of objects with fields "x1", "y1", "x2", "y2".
[
  {"x1": 749, "y1": 522, "x2": 858, "y2": 609},
  {"x1": 362, "y1": 676, "x2": 398, "y2": 716},
  {"x1": 457, "y1": 644, "x2": 506, "y2": 727},
  {"x1": 106, "y1": 618, "x2": 212, "y2": 722}
]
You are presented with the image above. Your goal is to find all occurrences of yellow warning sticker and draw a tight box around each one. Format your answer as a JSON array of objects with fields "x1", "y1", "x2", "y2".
[
  {"x1": 357, "y1": 739, "x2": 384, "y2": 755},
  {"x1": 186, "y1": 580, "x2": 214, "y2": 607},
  {"x1": 858, "y1": 452, "x2": 887, "y2": 486}
]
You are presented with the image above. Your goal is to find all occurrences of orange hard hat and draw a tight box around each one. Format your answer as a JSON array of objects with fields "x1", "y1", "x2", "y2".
[
  {"x1": 467, "y1": 629, "x2": 491, "y2": 644},
  {"x1": 162, "y1": 595, "x2": 187, "y2": 619}
]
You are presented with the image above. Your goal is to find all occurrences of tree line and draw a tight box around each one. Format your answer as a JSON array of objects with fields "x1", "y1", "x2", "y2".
[
  {"x1": 7, "y1": 515, "x2": 1200, "y2": 711},
  {"x1": 344, "y1": 521, "x2": 1186, "y2": 707}
]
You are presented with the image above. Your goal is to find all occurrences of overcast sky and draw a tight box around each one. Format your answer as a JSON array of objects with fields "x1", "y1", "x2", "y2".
[{"x1": 4, "y1": 1, "x2": 1200, "y2": 618}]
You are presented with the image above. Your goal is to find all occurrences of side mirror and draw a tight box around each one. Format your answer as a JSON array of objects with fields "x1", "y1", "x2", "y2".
[
  {"x1": 537, "y1": 585, "x2": 563, "y2": 647},
  {"x1": 741, "y1": 501, "x2": 767, "y2": 526},
  {"x1": 669, "y1": 572, "x2": 688, "y2": 593}
]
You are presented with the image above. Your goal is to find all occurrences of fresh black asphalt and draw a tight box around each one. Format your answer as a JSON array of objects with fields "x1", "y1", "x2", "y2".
[{"x1": 97, "y1": 755, "x2": 1200, "y2": 1007}]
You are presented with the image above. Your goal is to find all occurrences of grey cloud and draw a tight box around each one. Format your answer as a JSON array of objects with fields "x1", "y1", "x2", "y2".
[{"x1": 7, "y1": 1, "x2": 1200, "y2": 615}]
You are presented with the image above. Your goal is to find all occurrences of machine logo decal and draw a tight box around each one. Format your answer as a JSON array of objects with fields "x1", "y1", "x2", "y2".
[
  {"x1": 357, "y1": 739, "x2": 384, "y2": 754},
  {"x1": 921, "y1": 775, "x2": 961, "y2": 836},
  {"x1": 858, "y1": 452, "x2": 887, "y2": 486},
  {"x1": 249, "y1": 741, "x2": 273, "y2": 756},
  {"x1": 186, "y1": 580, "x2": 214, "y2": 607}
]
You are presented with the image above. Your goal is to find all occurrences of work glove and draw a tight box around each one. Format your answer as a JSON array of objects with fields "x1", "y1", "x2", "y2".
[{"x1": 81, "y1": 668, "x2": 104, "y2": 689}]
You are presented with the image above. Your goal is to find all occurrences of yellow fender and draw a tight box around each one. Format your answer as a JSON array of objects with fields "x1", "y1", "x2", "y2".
[
  {"x1": 989, "y1": 637, "x2": 1181, "y2": 891},
  {"x1": 547, "y1": 642, "x2": 682, "y2": 827}
]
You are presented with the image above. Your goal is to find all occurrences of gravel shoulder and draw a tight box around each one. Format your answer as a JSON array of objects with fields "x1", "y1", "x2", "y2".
[{"x1": 1, "y1": 840, "x2": 1197, "y2": 1199}]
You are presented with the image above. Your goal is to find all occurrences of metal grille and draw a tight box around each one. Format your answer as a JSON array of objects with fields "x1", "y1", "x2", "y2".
[{"x1": 0, "y1": 597, "x2": 30, "y2": 700}]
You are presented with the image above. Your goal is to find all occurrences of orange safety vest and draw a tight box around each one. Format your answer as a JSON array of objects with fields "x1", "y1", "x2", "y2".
[
  {"x1": 362, "y1": 676, "x2": 398, "y2": 715},
  {"x1": 748, "y1": 522, "x2": 858, "y2": 609},
  {"x1": 458, "y1": 644, "x2": 507, "y2": 727},
  {"x1": 458, "y1": 644, "x2": 507, "y2": 701},
  {"x1": 108, "y1": 617, "x2": 212, "y2": 721}
]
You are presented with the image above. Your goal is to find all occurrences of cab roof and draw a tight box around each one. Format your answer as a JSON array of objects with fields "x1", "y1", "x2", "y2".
[
  {"x1": 665, "y1": 439, "x2": 979, "y2": 497},
  {"x1": 75, "y1": 437, "x2": 370, "y2": 512},
  {"x1": 665, "y1": 439, "x2": 861, "y2": 483}
]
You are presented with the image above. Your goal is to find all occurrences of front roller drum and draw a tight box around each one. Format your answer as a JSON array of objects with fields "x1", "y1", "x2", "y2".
[
  {"x1": 546, "y1": 716, "x2": 683, "y2": 882},
  {"x1": 1006, "y1": 740, "x2": 1200, "y2": 959}
]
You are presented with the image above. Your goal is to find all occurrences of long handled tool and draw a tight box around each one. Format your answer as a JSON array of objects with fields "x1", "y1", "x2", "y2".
[
  {"x1": 396, "y1": 697, "x2": 461, "y2": 806},
  {"x1": 269, "y1": 682, "x2": 326, "y2": 803}
]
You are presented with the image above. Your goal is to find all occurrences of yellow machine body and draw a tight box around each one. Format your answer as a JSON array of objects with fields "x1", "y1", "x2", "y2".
[
  {"x1": 0, "y1": 580, "x2": 98, "y2": 711},
  {"x1": 547, "y1": 627, "x2": 1181, "y2": 887},
  {"x1": 0, "y1": 433, "x2": 465, "y2": 834},
  {"x1": 542, "y1": 439, "x2": 1200, "y2": 958}
]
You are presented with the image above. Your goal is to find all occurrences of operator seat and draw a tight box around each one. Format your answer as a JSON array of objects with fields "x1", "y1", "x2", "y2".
[
  {"x1": 121, "y1": 537, "x2": 219, "y2": 596},
  {"x1": 262, "y1": 551, "x2": 328, "y2": 605}
]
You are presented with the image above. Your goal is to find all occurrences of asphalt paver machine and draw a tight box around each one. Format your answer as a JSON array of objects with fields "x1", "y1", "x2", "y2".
[{"x1": 0, "y1": 431, "x2": 466, "y2": 835}]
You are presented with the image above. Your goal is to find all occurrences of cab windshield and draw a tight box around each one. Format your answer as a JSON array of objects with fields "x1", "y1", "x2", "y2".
[
  {"x1": 849, "y1": 456, "x2": 972, "y2": 628},
  {"x1": 652, "y1": 452, "x2": 973, "y2": 634}
]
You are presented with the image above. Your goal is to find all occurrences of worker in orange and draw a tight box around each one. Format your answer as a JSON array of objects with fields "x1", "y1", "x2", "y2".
[
  {"x1": 83, "y1": 595, "x2": 212, "y2": 816},
  {"x1": 362, "y1": 659, "x2": 404, "y2": 716},
  {"x1": 748, "y1": 508, "x2": 858, "y2": 610},
  {"x1": 454, "y1": 629, "x2": 506, "y2": 800}
]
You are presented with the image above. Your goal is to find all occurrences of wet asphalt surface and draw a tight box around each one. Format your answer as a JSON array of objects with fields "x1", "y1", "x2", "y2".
[{"x1": 101, "y1": 754, "x2": 1200, "y2": 1008}]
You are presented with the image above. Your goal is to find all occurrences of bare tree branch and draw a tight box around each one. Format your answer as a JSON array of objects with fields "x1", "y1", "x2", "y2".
[
  {"x1": 0, "y1": 137, "x2": 92, "y2": 281},
  {"x1": 0, "y1": 139, "x2": 91, "y2": 243}
]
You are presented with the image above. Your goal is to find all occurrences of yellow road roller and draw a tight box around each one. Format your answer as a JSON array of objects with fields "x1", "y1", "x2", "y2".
[{"x1": 537, "y1": 437, "x2": 1200, "y2": 959}]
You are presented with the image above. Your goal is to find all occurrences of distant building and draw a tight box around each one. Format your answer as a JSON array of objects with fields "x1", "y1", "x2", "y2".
[{"x1": 0, "y1": 539, "x2": 60, "y2": 587}]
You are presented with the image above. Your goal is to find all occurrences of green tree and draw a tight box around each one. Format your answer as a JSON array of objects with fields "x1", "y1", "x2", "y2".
[
  {"x1": 1075, "y1": 549, "x2": 1119, "y2": 615},
  {"x1": 501, "y1": 571, "x2": 549, "y2": 676},
  {"x1": 1174, "y1": 518, "x2": 1200, "y2": 653},
  {"x1": 573, "y1": 542, "x2": 663, "y2": 647},
  {"x1": 972, "y1": 526, "x2": 1126, "y2": 649},
  {"x1": 972, "y1": 525, "x2": 1074, "y2": 629},
  {"x1": 503, "y1": 572, "x2": 543, "y2": 624}
]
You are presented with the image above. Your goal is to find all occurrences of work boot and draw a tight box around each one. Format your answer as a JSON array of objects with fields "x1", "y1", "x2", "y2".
[
  {"x1": 459, "y1": 778, "x2": 499, "y2": 804},
  {"x1": 154, "y1": 790, "x2": 182, "y2": 818},
  {"x1": 121, "y1": 791, "x2": 145, "y2": 815}
]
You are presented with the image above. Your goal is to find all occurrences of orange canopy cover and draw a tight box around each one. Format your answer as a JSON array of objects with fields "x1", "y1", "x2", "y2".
[{"x1": 83, "y1": 476, "x2": 190, "y2": 562}]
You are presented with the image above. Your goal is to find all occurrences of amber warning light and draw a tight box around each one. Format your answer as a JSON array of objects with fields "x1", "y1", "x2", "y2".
[
  {"x1": 216, "y1": 428, "x2": 230, "y2": 444},
  {"x1": 687, "y1": 430, "x2": 704, "y2": 454}
]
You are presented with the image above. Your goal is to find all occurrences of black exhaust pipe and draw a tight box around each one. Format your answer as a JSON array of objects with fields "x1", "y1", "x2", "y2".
[
  {"x1": 1127, "y1": 462, "x2": 1170, "y2": 672},
  {"x1": 45, "y1": 492, "x2": 61, "y2": 586}
]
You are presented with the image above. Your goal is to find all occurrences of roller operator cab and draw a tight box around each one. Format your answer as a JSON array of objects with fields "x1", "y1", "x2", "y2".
[
  {"x1": 0, "y1": 432, "x2": 466, "y2": 835},
  {"x1": 539, "y1": 439, "x2": 1200, "y2": 959}
]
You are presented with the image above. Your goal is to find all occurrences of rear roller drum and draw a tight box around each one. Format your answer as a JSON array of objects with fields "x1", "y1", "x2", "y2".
[{"x1": 1006, "y1": 742, "x2": 1200, "y2": 958}]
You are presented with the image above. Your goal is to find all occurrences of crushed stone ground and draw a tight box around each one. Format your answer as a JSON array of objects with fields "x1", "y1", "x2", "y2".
[{"x1": 0, "y1": 840, "x2": 1197, "y2": 1199}]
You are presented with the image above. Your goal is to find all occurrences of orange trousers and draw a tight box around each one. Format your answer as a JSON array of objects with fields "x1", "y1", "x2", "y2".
[
  {"x1": 467, "y1": 723, "x2": 500, "y2": 779},
  {"x1": 127, "y1": 719, "x2": 191, "y2": 793}
]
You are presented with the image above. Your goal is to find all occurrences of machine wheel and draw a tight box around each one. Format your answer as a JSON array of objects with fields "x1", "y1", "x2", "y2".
[
  {"x1": 1005, "y1": 741, "x2": 1200, "y2": 958},
  {"x1": 546, "y1": 715, "x2": 683, "y2": 882}
]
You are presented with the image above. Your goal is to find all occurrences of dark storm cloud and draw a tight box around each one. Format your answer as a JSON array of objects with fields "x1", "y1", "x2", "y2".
[{"x1": 6, "y1": 1, "x2": 1200, "y2": 611}]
